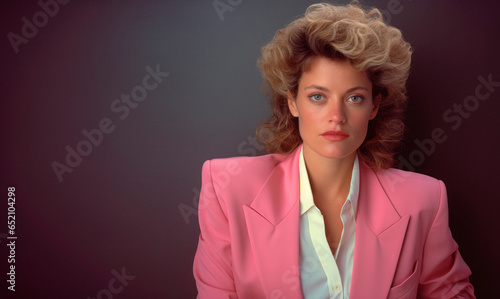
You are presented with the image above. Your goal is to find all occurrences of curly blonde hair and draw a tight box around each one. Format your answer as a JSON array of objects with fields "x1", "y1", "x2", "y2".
[{"x1": 256, "y1": 2, "x2": 412, "y2": 169}]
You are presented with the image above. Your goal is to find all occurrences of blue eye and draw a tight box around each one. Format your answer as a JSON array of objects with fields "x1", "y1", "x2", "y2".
[
  {"x1": 348, "y1": 95, "x2": 364, "y2": 103},
  {"x1": 309, "y1": 94, "x2": 324, "y2": 102}
]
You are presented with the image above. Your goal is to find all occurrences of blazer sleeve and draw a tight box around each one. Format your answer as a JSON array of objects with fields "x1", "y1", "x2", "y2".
[
  {"x1": 193, "y1": 160, "x2": 238, "y2": 299},
  {"x1": 418, "y1": 180, "x2": 475, "y2": 298}
]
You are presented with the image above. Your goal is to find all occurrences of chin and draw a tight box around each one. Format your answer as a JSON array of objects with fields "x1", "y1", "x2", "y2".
[{"x1": 313, "y1": 145, "x2": 357, "y2": 160}]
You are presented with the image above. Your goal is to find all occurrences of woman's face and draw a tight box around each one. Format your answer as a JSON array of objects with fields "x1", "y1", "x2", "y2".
[{"x1": 288, "y1": 56, "x2": 379, "y2": 162}]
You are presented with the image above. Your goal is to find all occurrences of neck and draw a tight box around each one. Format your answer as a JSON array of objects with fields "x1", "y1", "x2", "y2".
[{"x1": 302, "y1": 145, "x2": 355, "y2": 206}]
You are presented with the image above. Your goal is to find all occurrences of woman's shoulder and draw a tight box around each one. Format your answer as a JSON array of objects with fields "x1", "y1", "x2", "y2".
[
  {"x1": 376, "y1": 167, "x2": 442, "y2": 188},
  {"x1": 202, "y1": 152, "x2": 289, "y2": 176},
  {"x1": 372, "y1": 167, "x2": 447, "y2": 214},
  {"x1": 199, "y1": 153, "x2": 292, "y2": 207}
]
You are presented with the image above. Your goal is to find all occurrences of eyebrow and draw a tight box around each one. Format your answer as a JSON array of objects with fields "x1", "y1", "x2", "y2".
[{"x1": 304, "y1": 85, "x2": 370, "y2": 94}]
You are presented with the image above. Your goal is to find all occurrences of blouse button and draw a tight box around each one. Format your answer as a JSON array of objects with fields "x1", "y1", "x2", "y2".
[{"x1": 333, "y1": 284, "x2": 342, "y2": 292}]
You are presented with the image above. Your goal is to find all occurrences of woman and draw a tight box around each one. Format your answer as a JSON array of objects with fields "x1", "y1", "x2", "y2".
[{"x1": 193, "y1": 2, "x2": 475, "y2": 298}]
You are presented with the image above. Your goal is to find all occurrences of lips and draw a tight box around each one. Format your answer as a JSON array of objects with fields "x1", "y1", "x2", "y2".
[{"x1": 320, "y1": 130, "x2": 349, "y2": 141}]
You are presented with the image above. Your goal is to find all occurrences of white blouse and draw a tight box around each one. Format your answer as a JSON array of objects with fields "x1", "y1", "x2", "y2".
[{"x1": 299, "y1": 147, "x2": 360, "y2": 299}]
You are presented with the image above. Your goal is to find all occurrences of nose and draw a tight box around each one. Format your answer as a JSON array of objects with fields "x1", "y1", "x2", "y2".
[{"x1": 327, "y1": 99, "x2": 347, "y2": 124}]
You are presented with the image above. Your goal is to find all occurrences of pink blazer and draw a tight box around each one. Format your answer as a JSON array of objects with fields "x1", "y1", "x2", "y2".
[{"x1": 193, "y1": 145, "x2": 474, "y2": 299}]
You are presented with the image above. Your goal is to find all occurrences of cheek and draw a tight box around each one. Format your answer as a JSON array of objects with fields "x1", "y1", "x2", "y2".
[
  {"x1": 298, "y1": 109, "x2": 321, "y2": 131},
  {"x1": 350, "y1": 111, "x2": 372, "y2": 132}
]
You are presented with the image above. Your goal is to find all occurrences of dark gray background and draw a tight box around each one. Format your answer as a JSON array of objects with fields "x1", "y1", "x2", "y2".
[{"x1": 1, "y1": 0, "x2": 499, "y2": 298}]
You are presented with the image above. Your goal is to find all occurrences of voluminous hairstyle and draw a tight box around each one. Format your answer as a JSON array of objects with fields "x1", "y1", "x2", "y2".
[{"x1": 256, "y1": 2, "x2": 412, "y2": 169}]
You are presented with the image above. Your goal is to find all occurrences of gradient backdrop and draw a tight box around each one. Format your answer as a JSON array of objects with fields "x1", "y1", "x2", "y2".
[{"x1": 1, "y1": 0, "x2": 499, "y2": 298}]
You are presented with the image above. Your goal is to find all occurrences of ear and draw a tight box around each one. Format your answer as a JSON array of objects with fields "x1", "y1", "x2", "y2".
[
  {"x1": 369, "y1": 94, "x2": 381, "y2": 120},
  {"x1": 287, "y1": 91, "x2": 299, "y2": 117}
]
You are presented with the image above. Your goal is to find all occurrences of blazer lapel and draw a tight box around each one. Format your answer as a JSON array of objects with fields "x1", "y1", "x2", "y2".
[
  {"x1": 350, "y1": 164, "x2": 410, "y2": 299},
  {"x1": 243, "y1": 146, "x2": 304, "y2": 299}
]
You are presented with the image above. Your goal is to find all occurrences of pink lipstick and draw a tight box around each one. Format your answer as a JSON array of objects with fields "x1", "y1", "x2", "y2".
[{"x1": 320, "y1": 130, "x2": 349, "y2": 141}]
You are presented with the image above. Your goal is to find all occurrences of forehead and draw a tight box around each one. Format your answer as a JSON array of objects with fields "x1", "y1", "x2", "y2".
[{"x1": 299, "y1": 56, "x2": 372, "y2": 91}]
